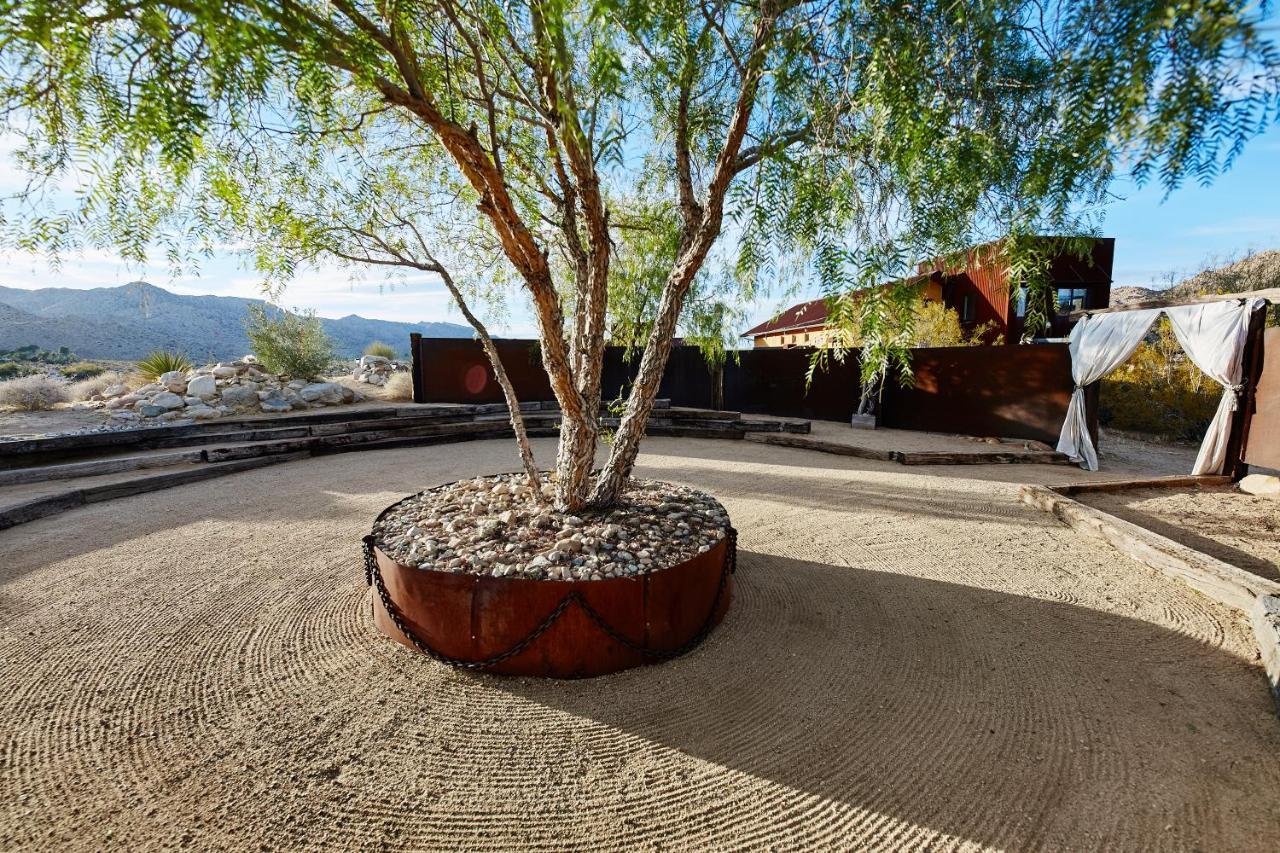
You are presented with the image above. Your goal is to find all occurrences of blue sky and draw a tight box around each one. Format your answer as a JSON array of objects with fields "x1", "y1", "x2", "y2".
[{"x1": 2, "y1": 123, "x2": 1279, "y2": 337}]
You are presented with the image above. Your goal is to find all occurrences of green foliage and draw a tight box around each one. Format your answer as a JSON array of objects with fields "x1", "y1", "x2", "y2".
[
  {"x1": 0, "y1": 345, "x2": 79, "y2": 365},
  {"x1": 245, "y1": 304, "x2": 334, "y2": 380},
  {"x1": 363, "y1": 341, "x2": 397, "y2": 360},
  {"x1": 0, "y1": 362, "x2": 30, "y2": 380},
  {"x1": 0, "y1": 0, "x2": 1276, "y2": 421},
  {"x1": 61, "y1": 361, "x2": 104, "y2": 381},
  {"x1": 1099, "y1": 319, "x2": 1221, "y2": 441},
  {"x1": 910, "y1": 301, "x2": 997, "y2": 349},
  {"x1": 136, "y1": 350, "x2": 193, "y2": 381},
  {"x1": 0, "y1": 375, "x2": 69, "y2": 410}
]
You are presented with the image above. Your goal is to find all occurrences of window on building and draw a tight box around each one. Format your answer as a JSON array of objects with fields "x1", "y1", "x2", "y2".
[
  {"x1": 1014, "y1": 288, "x2": 1027, "y2": 318},
  {"x1": 1056, "y1": 287, "x2": 1088, "y2": 313},
  {"x1": 960, "y1": 293, "x2": 976, "y2": 323}
]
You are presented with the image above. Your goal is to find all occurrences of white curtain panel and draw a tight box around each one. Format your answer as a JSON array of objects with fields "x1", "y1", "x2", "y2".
[
  {"x1": 1164, "y1": 298, "x2": 1264, "y2": 475},
  {"x1": 1056, "y1": 308, "x2": 1163, "y2": 470}
]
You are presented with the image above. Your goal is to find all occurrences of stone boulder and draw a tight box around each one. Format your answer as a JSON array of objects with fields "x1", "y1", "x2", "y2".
[
  {"x1": 352, "y1": 354, "x2": 404, "y2": 386},
  {"x1": 186, "y1": 374, "x2": 217, "y2": 398},
  {"x1": 299, "y1": 382, "x2": 345, "y2": 404},
  {"x1": 150, "y1": 391, "x2": 186, "y2": 410},
  {"x1": 159, "y1": 371, "x2": 188, "y2": 394},
  {"x1": 220, "y1": 385, "x2": 261, "y2": 408}
]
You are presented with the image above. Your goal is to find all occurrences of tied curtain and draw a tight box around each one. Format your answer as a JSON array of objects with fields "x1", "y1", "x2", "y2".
[
  {"x1": 1056, "y1": 308, "x2": 1162, "y2": 471},
  {"x1": 1056, "y1": 299, "x2": 1263, "y2": 474},
  {"x1": 1164, "y1": 298, "x2": 1265, "y2": 475}
]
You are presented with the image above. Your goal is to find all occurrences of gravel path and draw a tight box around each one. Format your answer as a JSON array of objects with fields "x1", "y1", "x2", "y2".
[{"x1": 2, "y1": 438, "x2": 1278, "y2": 851}]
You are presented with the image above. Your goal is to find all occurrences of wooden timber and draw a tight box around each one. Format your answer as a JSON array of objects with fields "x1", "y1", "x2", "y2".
[{"x1": 1019, "y1": 484, "x2": 1280, "y2": 613}]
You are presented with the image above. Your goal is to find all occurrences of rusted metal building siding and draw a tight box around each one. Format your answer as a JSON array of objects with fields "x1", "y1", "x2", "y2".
[{"x1": 923, "y1": 238, "x2": 1115, "y2": 344}]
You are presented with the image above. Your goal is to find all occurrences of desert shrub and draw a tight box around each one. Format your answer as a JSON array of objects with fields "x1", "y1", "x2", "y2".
[
  {"x1": 837, "y1": 299, "x2": 996, "y2": 349},
  {"x1": 364, "y1": 341, "x2": 397, "y2": 359},
  {"x1": 62, "y1": 360, "x2": 105, "y2": 380},
  {"x1": 0, "y1": 361, "x2": 30, "y2": 380},
  {"x1": 0, "y1": 344, "x2": 78, "y2": 365},
  {"x1": 0, "y1": 374, "x2": 70, "y2": 410},
  {"x1": 911, "y1": 300, "x2": 998, "y2": 347},
  {"x1": 1099, "y1": 319, "x2": 1221, "y2": 442},
  {"x1": 384, "y1": 371, "x2": 414, "y2": 401},
  {"x1": 68, "y1": 371, "x2": 129, "y2": 401},
  {"x1": 245, "y1": 304, "x2": 334, "y2": 380},
  {"x1": 137, "y1": 350, "x2": 193, "y2": 381}
]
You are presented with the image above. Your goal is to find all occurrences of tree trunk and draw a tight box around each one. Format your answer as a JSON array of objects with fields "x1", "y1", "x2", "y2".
[{"x1": 587, "y1": 245, "x2": 711, "y2": 506}]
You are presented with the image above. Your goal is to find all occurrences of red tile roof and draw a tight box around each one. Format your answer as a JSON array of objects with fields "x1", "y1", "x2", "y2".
[{"x1": 740, "y1": 298, "x2": 831, "y2": 338}]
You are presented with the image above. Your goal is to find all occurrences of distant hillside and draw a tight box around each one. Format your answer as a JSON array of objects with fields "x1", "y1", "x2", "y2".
[
  {"x1": 0, "y1": 281, "x2": 471, "y2": 360},
  {"x1": 1110, "y1": 249, "x2": 1280, "y2": 308}
]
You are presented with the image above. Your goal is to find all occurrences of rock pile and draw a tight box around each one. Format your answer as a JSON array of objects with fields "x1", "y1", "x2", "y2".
[
  {"x1": 351, "y1": 355, "x2": 405, "y2": 386},
  {"x1": 91, "y1": 358, "x2": 363, "y2": 423},
  {"x1": 373, "y1": 475, "x2": 730, "y2": 581}
]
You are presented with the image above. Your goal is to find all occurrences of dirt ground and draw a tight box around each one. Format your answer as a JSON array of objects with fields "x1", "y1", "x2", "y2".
[
  {"x1": 1, "y1": 437, "x2": 1277, "y2": 851},
  {"x1": 0, "y1": 406, "x2": 110, "y2": 439},
  {"x1": 1079, "y1": 485, "x2": 1280, "y2": 582}
]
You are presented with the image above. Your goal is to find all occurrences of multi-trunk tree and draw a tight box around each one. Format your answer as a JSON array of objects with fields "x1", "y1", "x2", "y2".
[{"x1": 2, "y1": 0, "x2": 1276, "y2": 511}]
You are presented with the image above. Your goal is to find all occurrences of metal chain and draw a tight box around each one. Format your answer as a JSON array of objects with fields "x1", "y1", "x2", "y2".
[{"x1": 362, "y1": 526, "x2": 737, "y2": 671}]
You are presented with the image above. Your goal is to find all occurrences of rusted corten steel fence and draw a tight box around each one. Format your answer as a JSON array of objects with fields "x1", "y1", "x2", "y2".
[
  {"x1": 879, "y1": 344, "x2": 1085, "y2": 444},
  {"x1": 1242, "y1": 322, "x2": 1278, "y2": 473},
  {"x1": 410, "y1": 333, "x2": 1092, "y2": 442}
]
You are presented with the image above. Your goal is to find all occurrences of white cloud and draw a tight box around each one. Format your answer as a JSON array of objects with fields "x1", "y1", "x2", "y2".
[{"x1": 1183, "y1": 217, "x2": 1280, "y2": 238}]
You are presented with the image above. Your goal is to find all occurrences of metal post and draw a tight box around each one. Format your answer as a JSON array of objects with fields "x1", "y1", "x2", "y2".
[{"x1": 409, "y1": 332, "x2": 424, "y2": 404}]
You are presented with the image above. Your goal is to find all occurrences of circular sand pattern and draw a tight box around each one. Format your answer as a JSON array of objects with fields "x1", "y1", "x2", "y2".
[{"x1": 2, "y1": 439, "x2": 1279, "y2": 851}]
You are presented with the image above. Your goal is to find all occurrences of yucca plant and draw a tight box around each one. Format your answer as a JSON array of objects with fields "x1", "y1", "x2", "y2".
[
  {"x1": 363, "y1": 341, "x2": 397, "y2": 359},
  {"x1": 136, "y1": 350, "x2": 193, "y2": 382}
]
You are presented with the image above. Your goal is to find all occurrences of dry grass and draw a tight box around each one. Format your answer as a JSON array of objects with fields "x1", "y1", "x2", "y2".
[
  {"x1": 383, "y1": 372, "x2": 414, "y2": 401},
  {"x1": 0, "y1": 374, "x2": 70, "y2": 410},
  {"x1": 67, "y1": 371, "x2": 131, "y2": 402}
]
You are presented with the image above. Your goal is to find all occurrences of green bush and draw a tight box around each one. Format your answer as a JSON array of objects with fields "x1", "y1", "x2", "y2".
[
  {"x1": 363, "y1": 341, "x2": 397, "y2": 359},
  {"x1": 137, "y1": 350, "x2": 193, "y2": 381},
  {"x1": 0, "y1": 375, "x2": 70, "y2": 410},
  {"x1": 0, "y1": 362, "x2": 29, "y2": 380},
  {"x1": 1099, "y1": 319, "x2": 1221, "y2": 442},
  {"x1": 62, "y1": 360, "x2": 105, "y2": 381},
  {"x1": 245, "y1": 304, "x2": 334, "y2": 380}
]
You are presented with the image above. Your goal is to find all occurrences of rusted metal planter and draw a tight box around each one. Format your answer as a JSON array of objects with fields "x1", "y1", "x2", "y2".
[{"x1": 364, "y1": 505, "x2": 735, "y2": 679}]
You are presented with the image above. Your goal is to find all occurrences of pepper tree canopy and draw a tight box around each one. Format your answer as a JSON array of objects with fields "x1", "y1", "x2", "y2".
[{"x1": 1, "y1": 0, "x2": 1276, "y2": 507}]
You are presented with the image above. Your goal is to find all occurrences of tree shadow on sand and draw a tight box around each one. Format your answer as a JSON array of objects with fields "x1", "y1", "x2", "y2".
[{"x1": 493, "y1": 550, "x2": 1280, "y2": 850}]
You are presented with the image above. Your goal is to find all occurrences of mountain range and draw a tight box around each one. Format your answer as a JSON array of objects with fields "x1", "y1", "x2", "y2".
[
  {"x1": 0, "y1": 281, "x2": 470, "y2": 360},
  {"x1": 1109, "y1": 249, "x2": 1280, "y2": 309}
]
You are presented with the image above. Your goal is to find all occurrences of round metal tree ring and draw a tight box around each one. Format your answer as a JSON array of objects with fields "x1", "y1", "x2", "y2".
[{"x1": 365, "y1": 513, "x2": 735, "y2": 678}]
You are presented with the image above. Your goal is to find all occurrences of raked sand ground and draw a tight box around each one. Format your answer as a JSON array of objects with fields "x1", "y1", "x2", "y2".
[{"x1": 2, "y1": 437, "x2": 1278, "y2": 851}]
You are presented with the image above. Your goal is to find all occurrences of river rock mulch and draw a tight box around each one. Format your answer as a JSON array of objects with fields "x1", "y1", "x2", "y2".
[{"x1": 372, "y1": 474, "x2": 730, "y2": 580}]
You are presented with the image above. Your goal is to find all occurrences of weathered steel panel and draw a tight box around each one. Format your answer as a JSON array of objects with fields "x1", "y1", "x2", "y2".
[
  {"x1": 415, "y1": 337, "x2": 554, "y2": 404},
  {"x1": 411, "y1": 337, "x2": 1084, "y2": 443},
  {"x1": 880, "y1": 343, "x2": 1081, "y2": 444},
  {"x1": 724, "y1": 347, "x2": 862, "y2": 421},
  {"x1": 371, "y1": 536, "x2": 733, "y2": 678},
  {"x1": 1244, "y1": 326, "x2": 1280, "y2": 471}
]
